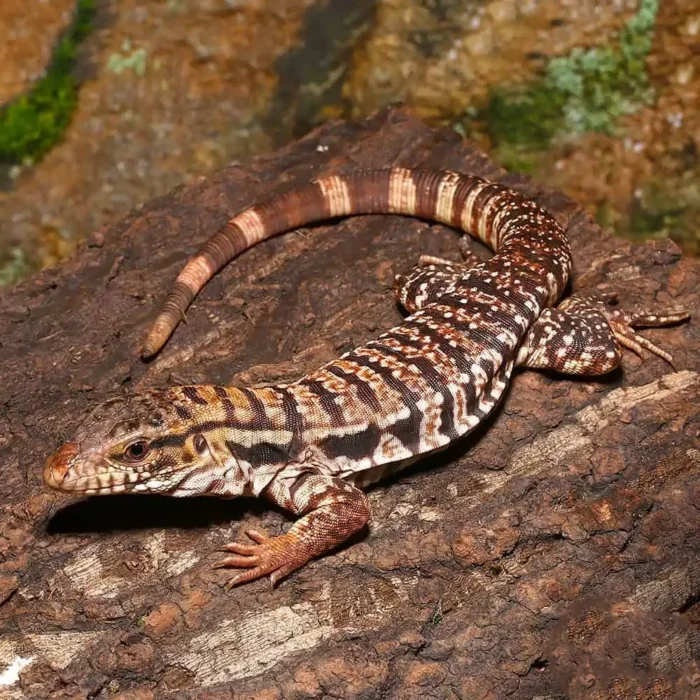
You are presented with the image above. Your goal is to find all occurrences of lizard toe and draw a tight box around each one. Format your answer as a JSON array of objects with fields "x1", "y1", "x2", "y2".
[
  {"x1": 216, "y1": 532, "x2": 308, "y2": 589},
  {"x1": 605, "y1": 305, "x2": 690, "y2": 367}
]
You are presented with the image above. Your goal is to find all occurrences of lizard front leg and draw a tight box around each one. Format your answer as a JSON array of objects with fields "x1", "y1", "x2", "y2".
[{"x1": 214, "y1": 472, "x2": 371, "y2": 588}]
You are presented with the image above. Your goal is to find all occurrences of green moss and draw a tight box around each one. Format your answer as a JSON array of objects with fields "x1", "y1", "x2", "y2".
[
  {"x1": 106, "y1": 41, "x2": 149, "y2": 77},
  {"x1": 0, "y1": 0, "x2": 96, "y2": 165},
  {"x1": 459, "y1": 0, "x2": 659, "y2": 165},
  {"x1": 0, "y1": 248, "x2": 31, "y2": 286},
  {"x1": 482, "y1": 82, "x2": 567, "y2": 152},
  {"x1": 544, "y1": 0, "x2": 656, "y2": 136}
]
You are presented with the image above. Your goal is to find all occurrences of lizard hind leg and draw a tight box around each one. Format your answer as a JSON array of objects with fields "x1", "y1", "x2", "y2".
[
  {"x1": 419, "y1": 235, "x2": 481, "y2": 269},
  {"x1": 516, "y1": 303, "x2": 623, "y2": 375},
  {"x1": 560, "y1": 293, "x2": 690, "y2": 367},
  {"x1": 517, "y1": 293, "x2": 690, "y2": 374}
]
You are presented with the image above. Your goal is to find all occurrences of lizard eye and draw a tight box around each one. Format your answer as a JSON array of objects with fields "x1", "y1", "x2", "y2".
[{"x1": 123, "y1": 441, "x2": 150, "y2": 462}]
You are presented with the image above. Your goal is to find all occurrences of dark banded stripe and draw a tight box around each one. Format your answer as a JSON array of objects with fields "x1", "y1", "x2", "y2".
[
  {"x1": 302, "y1": 380, "x2": 347, "y2": 427},
  {"x1": 345, "y1": 170, "x2": 393, "y2": 214},
  {"x1": 174, "y1": 403, "x2": 192, "y2": 421},
  {"x1": 413, "y1": 170, "x2": 445, "y2": 220},
  {"x1": 255, "y1": 183, "x2": 329, "y2": 232},
  {"x1": 363, "y1": 339, "x2": 459, "y2": 441},
  {"x1": 423, "y1": 307, "x2": 512, "y2": 365},
  {"x1": 466, "y1": 183, "x2": 499, "y2": 237},
  {"x1": 318, "y1": 423, "x2": 383, "y2": 462},
  {"x1": 240, "y1": 388, "x2": 273, "y2": 429},
  {"x1": 201, "y1": 222, "x2": 246, "y2": 268},
  {"x1": 482, "y1": 190, "x2": 507, "y2": 246},
  {"x1": 279, "y1": 388, "x2": 304, "y2": 445},
  {"x1": 215, "y1": 386, "x2": 238, "y2": 423},
  {"x1": 430, "y1": 296, "x2": 527, "y2": 340},
  {"x1": 326, "y1": 365, "x2": 383, "y2": 413},
  {"x1": 418, "y1": 307, "x2": 512, "y2": 366},
  {"x1": 398, "y1": 317, "x2": 477, "y2": 376},
  {"x1": 150, "y1": 416, "x2": 269, "y2": 449},
  {"x1": 182, "y1": 386, "x2": 208, "y2": 406},
  {"x1": 471, "y1": 364, "x2": 512, "y2": 419},
  {"x1": 226, "y1": 439, "x2": 291, "y2": 467},
  {"x1": 451, "y1": 176, "x2": 478, "y2": 229},
  {"x1": 345, "y1": 354, "x2": 423, "y2": 454}
]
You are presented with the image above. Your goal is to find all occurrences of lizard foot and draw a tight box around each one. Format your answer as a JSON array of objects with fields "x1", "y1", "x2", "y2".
[
  {"x1": 418, "y1": 237, "x2": 479, "y2": 269},
  {"x1": 214, "y1": 528, "x2": 306, "y2": 589},
  {"x1": 601, "y1": 296, "x2": 690, "y2": 367},
  {"x1": 418, "y1": 254, "x2": 459, "y2": 267},
  {"x1": 458, "y1": 234, "x2": 481, "y2": 265},
  {"x1": 520, "y1": 294, "x2": 691, "y2": 375}
]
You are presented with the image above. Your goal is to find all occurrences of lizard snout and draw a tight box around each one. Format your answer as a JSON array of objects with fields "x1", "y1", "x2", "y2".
[{"x1": 44, "y1": 442, "x2": 79, "y2": 490}]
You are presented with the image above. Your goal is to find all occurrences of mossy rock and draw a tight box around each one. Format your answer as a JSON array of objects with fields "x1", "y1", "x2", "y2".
[{"x1": 0, "y1": 0, "x2": 95, "y2": 165}]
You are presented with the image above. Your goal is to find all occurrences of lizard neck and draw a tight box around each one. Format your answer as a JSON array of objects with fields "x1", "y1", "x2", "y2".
[{"x1": 169, "y1": 384, "x2": 293, "y2": 497}]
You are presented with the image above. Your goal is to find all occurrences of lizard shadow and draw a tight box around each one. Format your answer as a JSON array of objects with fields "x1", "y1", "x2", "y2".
[
  {"x1": 533, "y1": 365, "x2": 624, "y2": 386},
  {"x1": 45, "y1": 493, "x2": 270, "y2": 535}
]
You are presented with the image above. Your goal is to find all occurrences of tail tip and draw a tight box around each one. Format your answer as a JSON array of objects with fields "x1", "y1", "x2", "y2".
[
  {"x1": 140, "y1": 342, "x2": 158, "y2": 360},
  {"x1": 141, "y1": 319, "x2": 172, "y2": 359}
]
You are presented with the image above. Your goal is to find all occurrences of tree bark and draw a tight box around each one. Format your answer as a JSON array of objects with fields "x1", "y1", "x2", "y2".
[{"x1": 1, "y1": 108, "x2": 698, "y2": 699}]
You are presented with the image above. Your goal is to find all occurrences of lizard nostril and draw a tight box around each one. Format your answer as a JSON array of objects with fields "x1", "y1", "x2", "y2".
[{"x1": 43, "y1": 442, "x2": 79, "y2": 489}]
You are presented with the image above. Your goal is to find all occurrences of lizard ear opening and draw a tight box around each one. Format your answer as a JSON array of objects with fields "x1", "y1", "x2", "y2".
[{"x1": 194, "y1": 433, "x2": 208, "y2": 455}]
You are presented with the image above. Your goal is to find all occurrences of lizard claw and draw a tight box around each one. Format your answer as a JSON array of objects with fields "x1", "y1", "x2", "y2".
[
  {"x1": 214, "y1": 529, "x2": 305, "y2": 589},
  {"x1": 243, "y1": 528, "x2": 268, "y2": 544}
]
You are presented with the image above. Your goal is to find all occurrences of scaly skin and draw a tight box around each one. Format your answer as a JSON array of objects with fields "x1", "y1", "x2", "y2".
[{"x1": 44, "y1": 168, "x2": 689, "y2": 588}]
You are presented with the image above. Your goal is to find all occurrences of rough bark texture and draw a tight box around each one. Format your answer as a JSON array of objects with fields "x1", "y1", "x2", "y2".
[{"x1": 0, "y1": 109, "x2": 698, "y2": 700}]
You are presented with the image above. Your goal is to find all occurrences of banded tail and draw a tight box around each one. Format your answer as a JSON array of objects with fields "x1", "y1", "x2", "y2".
[{"x1": 142, "y1": 168, "x2": 571, "y2": 357}]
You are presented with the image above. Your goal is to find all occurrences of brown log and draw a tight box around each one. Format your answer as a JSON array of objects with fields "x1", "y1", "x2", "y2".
[{"x1": 0, "y1": 108, "x2": 698, "y2": 699}]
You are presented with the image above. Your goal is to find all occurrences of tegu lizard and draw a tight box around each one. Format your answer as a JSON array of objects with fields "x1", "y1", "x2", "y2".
[{"x1": 44, "y1": 168, "x2": 689, "y2": 588}]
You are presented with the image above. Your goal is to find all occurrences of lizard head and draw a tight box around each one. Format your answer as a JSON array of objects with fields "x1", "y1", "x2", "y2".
[{"x1": 44, "y1": 389, "x2": 222, "y2": 496}]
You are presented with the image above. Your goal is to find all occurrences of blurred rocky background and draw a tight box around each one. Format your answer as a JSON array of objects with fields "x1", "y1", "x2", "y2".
[{"x1": 0, "y1": 0, "x2": 698, "y2": 286}]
